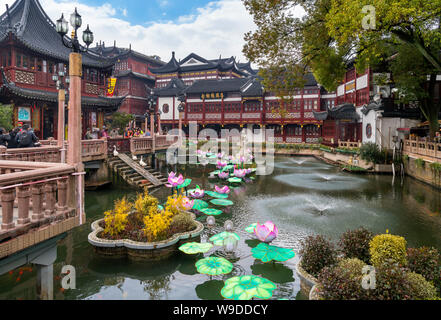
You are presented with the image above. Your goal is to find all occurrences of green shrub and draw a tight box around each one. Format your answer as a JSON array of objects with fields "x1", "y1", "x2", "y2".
[
  {"x1": 168, "y1": 212, "x2": 196, "y2": 236},
  {"x1": 430, "y1": 162, "x2": 441, "y2": 172},
  {"x1": 360, "y1": 142, "x2": 384, "y2": 164},
  {"x1": 407, "y1": 247, "x2": 440, "y2": 283},
  {"x1": 415, "y1": 158, "x2": 425, "y2": 169},
  {"x1": 0, "y1": 104, "x2": 13, "y2": 132},
  {"x1": 369, "y1": 233, "x2": 407, "y2": 268},
  {"x1": 317, "y1": 258, "x2": 369, "y2": 300},
  {"x1": 405, "y1": 272, "x2": 438, "y2": 300},
  {"x1": 299, "y1": 235, "x2": 338, "y2": 277},
  {"x1": 339, "y1": 228, "x2": 374, "y2": 263}
]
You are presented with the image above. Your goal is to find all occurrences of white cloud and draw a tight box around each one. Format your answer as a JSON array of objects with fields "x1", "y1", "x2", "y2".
[{"x1": 0, "y1": 0, "x2": 257, "y2": 62}]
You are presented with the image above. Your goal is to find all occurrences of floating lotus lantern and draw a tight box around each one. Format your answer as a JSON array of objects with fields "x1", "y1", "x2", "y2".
[
  {"x1": 218, "y1": 171, "x2": 229, "y2": 180},
  {"x1": 196, "y1": 257, "x2": 233, "y2": 276},
  {"x1": 221, "y1": 275, "x2": 277, "y2": 300},
  {"x1": 166, "y1": 172, "x2": 184, "y2": 188},
  {"x1": 251, "y1": 243, "x2": 295, "y2": 263},
  {"x1": 179, "y1": 242, "x2": 213, "y2": 255},
  {"x1": 206, "y1": 216, "x2": 216, "y2": 227},
  {"x1": 254, "y1": 221, "x2": 278, "y2": 243},
  {"x1": 233, "y1": 169, "x2": 247, "y2": 178},
  {"x1": 181, "y1": 196, "x2": 194, "y2": 211},
  {"x1": 215, "y1": 185, "x2": 230, "y2": 194},
  {"x1": 217, "y1": 160, "x2": 228, "y2": 169},
  {"x1": 189, "y1": 186, "x2": 205, "y2": 199}
]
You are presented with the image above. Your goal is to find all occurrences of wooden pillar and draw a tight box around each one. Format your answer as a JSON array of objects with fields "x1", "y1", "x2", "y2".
[
  {"x1": 58, "y1": 89, "x2": 66, "y2": 163},
  {"x1": 158, "y1": 113, "x2": 162, "y2": 135},
  {"x1": 67, "y1": 52, "x2": 85, "y2": 222}
]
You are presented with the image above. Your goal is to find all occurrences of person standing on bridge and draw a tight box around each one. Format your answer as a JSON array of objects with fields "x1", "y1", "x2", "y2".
[
  {"x1": 16, "y1": 124, "x2": 39, "y2": 148},
  {"x1": 0, "y1": 128, "x2": 11, "y2": 147}
]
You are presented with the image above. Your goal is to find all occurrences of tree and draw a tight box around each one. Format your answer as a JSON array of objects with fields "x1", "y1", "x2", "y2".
[
  {"x1": 0, "y1": 103, "x2": 13, "y2": 131},
  {"x1": 110, "y1": 112, "x2": 135, "y2": 134},
  {"x1": 242, "y1": 0, "x2": 441, "y2": 137}
]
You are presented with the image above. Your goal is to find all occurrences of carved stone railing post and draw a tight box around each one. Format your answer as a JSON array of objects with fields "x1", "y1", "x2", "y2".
[
  {"x1": 56, "y1": 178, "x2": 68, "y2": 212},
  {"x1": 31, "y1": 184, "x2": 45, "y2": 220},
  {"x1": 17, "y1": 185, "x2": 31, "y2": 226},
  {"x1": 1, "y1": 188, "x2": 15, "y2": 230},
  {"x1": 44, "y1": 181, "x2": 57, "y2": 216}
]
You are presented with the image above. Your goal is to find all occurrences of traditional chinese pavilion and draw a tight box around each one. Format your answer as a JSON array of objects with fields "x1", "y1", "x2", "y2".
[{"x1": 0, "y1": 0, "x2": 124, "y2": 139}]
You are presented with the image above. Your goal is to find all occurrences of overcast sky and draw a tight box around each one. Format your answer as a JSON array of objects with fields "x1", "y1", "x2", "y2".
[{"x1": 0, "y1": 0, "x2": 305, "y2": 64}]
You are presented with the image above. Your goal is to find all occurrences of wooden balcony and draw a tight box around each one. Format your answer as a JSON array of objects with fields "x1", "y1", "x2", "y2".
[
  {"x1": 403, "y1": 138, "x2": 441, "y2": 162},
  {"x1": 0, "y1": 161, "x2": 79, "y2": 259}
]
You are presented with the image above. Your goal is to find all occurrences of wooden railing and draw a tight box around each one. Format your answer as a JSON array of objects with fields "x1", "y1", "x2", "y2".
[
  {"x1": 338, "y1": 140, "x2": 362, "y2": 149},
  {"x1": 403, "y1": 138, "x2": 441, "y2": 161},
  {"x1": 0, "y1": 161, "x2": 78, "y2": 256}
]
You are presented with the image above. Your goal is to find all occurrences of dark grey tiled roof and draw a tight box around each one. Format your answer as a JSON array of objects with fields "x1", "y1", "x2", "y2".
[
  {"x1": 184, "y1": 78, "x2": 249, "y2": 94},
  {"x1": 89, "y1": 45, "x2": 165, "y2": 66},
  {"x1": 240, "y1": 77, "x2": 263, "y2": 96},
  {"x1": 154, "y1": 77, "x2": 187, "y2": 97},
  {"x1": 0, "y1": 0, "x2": 115, "y2": 68},
  {"x1": 151, "y1": 52, "x2": 248, "y2": 76},
  {"x1": 115, "y1": 70, "x2": 155, "y2": 82},
  {"x1": 313, "y1": 103, "x2": 360, "y2": 121},
  {"x1": 0, "y1": 68, "x2": 124, "y2": 109}
]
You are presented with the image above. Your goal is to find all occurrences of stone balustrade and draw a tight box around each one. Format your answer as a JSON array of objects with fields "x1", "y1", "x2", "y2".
[
  {"x1": 0, "y1": 145, "x2": 61, "y2": 162},
  {"x1": 0, "y1": 161, "x2": 78, "y2": 256},
  {"x1": 156, "y1": 135, "x2": 179, "y2": 149},
  {"x1": 403, "y1": 138, "x2": 441, "y2": 161},
  {"x1": 338, "y1": 140, "x2": 361, "y2": 149},
  {"x1": 130, "y1": 137, "x2": 154, "y2": 155},
  {"x1": 81, "y1": 139, "x2": 107, "y2": 162}
]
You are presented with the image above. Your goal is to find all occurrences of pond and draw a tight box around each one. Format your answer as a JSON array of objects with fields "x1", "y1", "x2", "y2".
[{"x1": 1, "y1": 156, "x2": 441, "y2": 300}]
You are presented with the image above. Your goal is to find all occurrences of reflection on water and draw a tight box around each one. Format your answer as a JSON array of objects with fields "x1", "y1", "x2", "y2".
[{"x1": 1, "y1": 156, "x2": 440, "y2": 300}]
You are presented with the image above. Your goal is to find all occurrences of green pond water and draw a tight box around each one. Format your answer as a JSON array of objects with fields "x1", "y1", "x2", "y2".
[{"x1": 1, "y1": 156, "x2": 441, "y2": 300}]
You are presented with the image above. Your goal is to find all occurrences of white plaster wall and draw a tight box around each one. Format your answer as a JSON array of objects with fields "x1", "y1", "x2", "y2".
[
  {"x1": 362, "y1": 110, "x2": 377, "y2": 144},
  {"x1": 159, "y1": 97, "x2": 175, "y2": 120}
]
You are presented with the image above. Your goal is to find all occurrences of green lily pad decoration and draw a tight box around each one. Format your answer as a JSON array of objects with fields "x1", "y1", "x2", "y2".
[
  {"x1": 210, "y1": 170, "x2": 221, "y2": 175},
  {"x1": 228, "y1": 177, "x2": 242, "y2": 183},
  {"x1": 157, "y1": 205, "x2": 164, "y2": 212},
  {"x1": 205, "y1": 191, "x2": 229, "y2": 199},
  {"x1": 209, "y1": 232, "x2": 240, "y2": 246},
  {"x1": 224, "y1": 165, "x2": 235, "y2": 171},
  {"x1": 221, "y1": 275, "x2": 277, "y2": 300},
  {"x1": 251, "y1": 243, "x2": 295, "y2": 263},
  {"x1": 210, "y1": 199, "x2": 234, "y2": 206},
  {"x1": 192, "y1": 199, "x2": 209, "y2": 211},
  {"x1": 179, "y1": 242, "x2": 213, "y2": 255},
  {"x1": 195, "y1": 257, "x2": 234, "y2": 276},
  {"x1": 200, "y1": 208, "x2": 223, "y2": 216},
  {"x1": 176, "y1": 178, "x2": 192, "y2": 189},
  {"x1": 245, "y1": 223, "x2": 257, "y2": 234}
]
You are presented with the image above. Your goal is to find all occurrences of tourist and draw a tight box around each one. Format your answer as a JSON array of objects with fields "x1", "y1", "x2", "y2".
[
  {"x1": 7, "y1": 128, "x2": 20, "y2": 148},
  {"x1": 109, "y1": 128, "x2": 119, "y2": 138},
  {"x1": 144, "y1": 129, "x2": 151, "y2": 137},
  {"x1": 101, "y1": 126, "x2": 109, "y2": 138},
  {"x1": 0, "y1": 128, "x2": 10, "y2": 147},
  {"x1": 16, "y1": 124, "x2": 39, "y2": 148},
  {"x1": 85, "y1": 128, "x2": 93, "y2": 140}
]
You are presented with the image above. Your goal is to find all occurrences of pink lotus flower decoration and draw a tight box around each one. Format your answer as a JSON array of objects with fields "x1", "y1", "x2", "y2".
[
  {"x1": 233, "y1": 169, "x2": 247, "y2": 178},
  {"x1": 246, "y1": 168, "x2": 253, "y2": 175},
  {"x1": 181, "y1": 196, "x2": 194, "y2": 210},
  {"x1": 215, "y1": 185, "x2": 230, "y2": 194},
  {"x1": 166, "y1": 172, "x2": 184, "y2": 188},
  {"x1": 254, "y1": 221, "x2": 278, "y2": 243},
  {"x1": 189, "y1": 186, "x2": 205, "y2": 199},
  {"x1": 217, "y1": 153, "x2": 224, "y2": 159},
  {"x1": 217, "y1": 161, "x2": 228, "y2": 169},
  {"x1": 218, "y1": 171, "x2": 229, "y2": 179}
]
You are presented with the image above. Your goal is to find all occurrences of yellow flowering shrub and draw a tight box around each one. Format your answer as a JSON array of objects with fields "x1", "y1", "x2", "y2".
[
  {"x1": 370, "y1": 233, "x2": 407, "y2": 268},
  {"x1": 143, "y1": 206, "x2": 173, "y2": 242},
  {"x1": 103, "y1": 197, "x2": 132, "y2": 237},
  {"x1": 164, "y1": 193, "x2": 187, "y2": 216},
  {"x1": 135, "y1": 188, "x2": 159, "y2": 216}
]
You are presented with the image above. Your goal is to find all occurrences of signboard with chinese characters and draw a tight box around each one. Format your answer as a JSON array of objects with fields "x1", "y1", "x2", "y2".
[
  {"x1": 107, "y1": 77, "x2": 117, "y2": 97},
  {"x1": 18, "y1": 107, "x2": 31, "y2": 121},
  {"x1": 201, "y1": 92, "x2": 225, "y2": 100}
]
